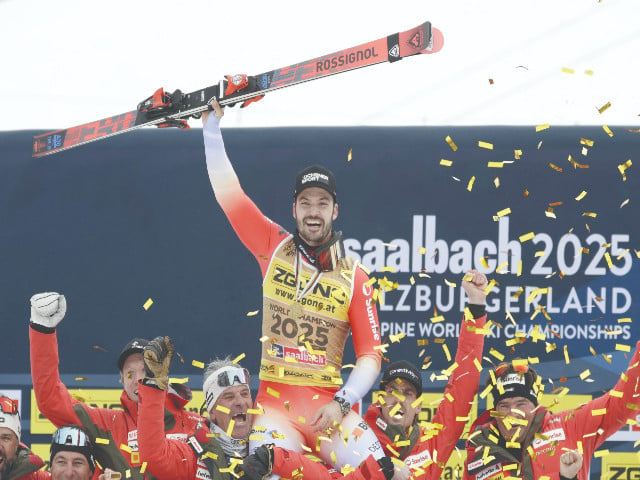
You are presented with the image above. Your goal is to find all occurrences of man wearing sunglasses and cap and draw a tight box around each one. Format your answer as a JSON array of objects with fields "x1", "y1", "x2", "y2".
[
  {"x1": 137, "y1": 338, "x2": 406, "y2": 480},
  {"x1": 464, "y1": 340, "x2": 640, "y2": 480},
  {"x1": 0, "y1": 395, "x2": 48, "y2": 480},
  {"x1": 200, "y1": 102, "x2": 392, "y2": 475},
  {"x1": 28, "y1": 293, "x2": 202, "y2": 479},
  {"x1": 49, "y1": 424, "x2": 97, "y2": 480}
]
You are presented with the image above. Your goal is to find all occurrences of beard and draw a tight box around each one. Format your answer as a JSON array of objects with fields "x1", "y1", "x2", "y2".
[{"x1": 0, "y1": 454, "x2": 15, "y2": 480}]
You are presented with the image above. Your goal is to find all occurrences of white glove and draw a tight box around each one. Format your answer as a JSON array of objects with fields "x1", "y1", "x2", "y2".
[{"x1": 30, "y1": 292, "x2": 67, "y2": 329}]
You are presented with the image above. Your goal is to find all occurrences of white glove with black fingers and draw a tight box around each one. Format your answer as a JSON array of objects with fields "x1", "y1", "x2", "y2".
[{"x1": 30, "y1": 292, "x2": 67, "y2": 329}]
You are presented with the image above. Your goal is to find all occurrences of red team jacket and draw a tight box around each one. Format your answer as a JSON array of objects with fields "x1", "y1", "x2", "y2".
[
  {"x1": 29, "y1": 328, "x2": 202, "y2": 477},
  {"x1": 364, "y1": 314, "x2": 487, "y2": 480},
  {"x1": 464, "y1": 341, "x2": 640, "y2": 480}
]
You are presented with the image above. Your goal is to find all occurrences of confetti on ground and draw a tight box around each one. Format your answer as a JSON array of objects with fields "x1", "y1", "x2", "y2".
[{"x1": 143, "y1": 298, "x2": 153, "y2": 310}]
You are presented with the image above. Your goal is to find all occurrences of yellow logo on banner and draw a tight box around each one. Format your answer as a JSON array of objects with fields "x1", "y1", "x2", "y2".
[
  {"x1": 600, "y1": 452, "x2": 640, "y2": 480},
  {"x1": 29, "y1": 444, "x2": 51, "y2": 468},
  {"x1": 30, "y1": 389, "x2": 206, "y2": 434}
]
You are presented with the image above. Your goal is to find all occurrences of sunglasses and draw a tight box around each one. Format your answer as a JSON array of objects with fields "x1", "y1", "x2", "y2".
[
  {"x1": 52, "y1": 425, "x2": 91, "y2": 447},
  {"x1": 217, "y1": 367, "x2": 250, "y2": 388},
  {"x1": 0, "y1": 396, "x2": 18, "y2": 415}
]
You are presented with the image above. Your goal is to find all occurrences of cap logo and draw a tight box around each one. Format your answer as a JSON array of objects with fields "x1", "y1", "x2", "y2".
[
  {"x1": 500, "y1": 373, "x2": 526, "y2": 386},
  {"x1": 390, "y1": 367, "x2": 419, "y2": 381},
  {"x1": 301, "y1": 172, "x2": 329, "y2": 185}
]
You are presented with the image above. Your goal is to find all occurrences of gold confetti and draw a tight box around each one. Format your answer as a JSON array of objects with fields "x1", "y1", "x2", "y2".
[
  {"x1": 602, "y1": 125, "x2": 614, "y2": 137},
  {"x1": 347, "y1": 148, "x2": 353, "y2": 162},
  {"x1": 535, "y1": 124, "x2": 550, "y2": 132},
  {"x1": 478, "y1": 141, "x2": 494, "y2": 150},
  {"x1": 445, "y1": 135, "x2": 458, "y2": 151},
  {"x1": 519, "y1": 232, "x2": 535, "y2": 243},
  {"x1": 597, "y1": 101, "x2": 611, "y2": 114},
  {"x1": 575, "y1": 191, "x2": 587, "y2": 201},
  {"x1": 95, "y1": 438, "x2": 110, "y2": 445},
  {"x1": 549, "y1": 163, "x2": 563, "y2": 172},
  {"x1": 232, "y1": 353, "x2": 245, "y2": 363},
  {"x1": 226, "y1": 419, "x2": 235, "y2": 436},
  {"x1": 440, "y1": 159, "x2": 453, "y2": 167},
  {"x1": 246, "y1": 310, "x2": 259, "y2": 316},
  {"x1": 494, "y1": 177, "x2": 500, "y2": 188},
  {"x1": 616, "y1": 344, "x2": 631, "y2": 352},
  {"x1": 618, "y1": 159, "x2": 632, "y2": 181},
  {"x1": 169, "y1": 377, "x2": 189, "y2": 384},
  {"x1": 514, "y1": 149, "x2": 523, "y2": 159},
  {"x1": 143, "y1": 298, "x2": 153, "y2": 310},
  {"x1": 467, "y1": 176, "x2": 476, "y2": 191},
  {"x1": 487, "y1": 161, "x2": 503, "y2": 168},
  {"x1": 267, "y1": 387, "x2": 280, "y2": 398},
  {"x1": 74, "y1": 377, "x2": 88, "y2": 381},
  {"x1": 561, "y1": 67, "x2": 574, "y2": 74},
  {"x1": 584, "y1": 69, "x2": 594, "y2": 76},
  {"x1": 191, "y1": 360, "x2": 205, "y2": 369},
  {"x1": 496, "y1": 207, "x2": 511, "y2": 218}
]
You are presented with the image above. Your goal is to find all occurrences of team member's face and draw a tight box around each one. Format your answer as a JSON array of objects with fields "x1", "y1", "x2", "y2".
[
  {"x1": 210, "y1": 384, "x2": 254, "y2": 439},
  {"x1": 120, "y1": 353, "x2": 146, "y2": 402},
  {"x1": 379, "y1": 379, "x2": 421, "y2": 431},
  {"x1": 293, "y1": 187, "x2": 338, "y2": 247},
  {"x1": 0, "y1": 427, "x2": 18, "y2": 476},
  {"x1": 50, "y1": 451, "x2": 93, "y2": 480},
  {"x1": 494, "y1": 396, "x2": 537, "y2": 441}
]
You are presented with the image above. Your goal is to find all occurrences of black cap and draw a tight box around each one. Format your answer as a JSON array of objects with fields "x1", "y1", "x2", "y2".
[
  {"x1": 380, "y1": 360, "x2": 422, "y2": 396},
  {"x1": 294, "y1": 165, "x2": 337, "y2": 200},
  {"x1": 117, "y1": 338, "x2": 149, "y2": 371}
]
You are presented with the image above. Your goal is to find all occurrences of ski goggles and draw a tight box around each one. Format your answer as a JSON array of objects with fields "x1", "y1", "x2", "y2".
[
  {"x1": 203, "y1": 366, "x2": 250, "y2": 412},
  {"x1": 51, "y1": 425, "x2": 92, "y2": 447},
  {"x1": 0, "y1": 396, "x2": 18, "y2": 415}
]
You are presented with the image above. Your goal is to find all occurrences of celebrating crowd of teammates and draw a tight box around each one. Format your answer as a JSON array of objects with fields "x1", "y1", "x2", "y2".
[{"x1": 3, "y1": 99, "x2": 639, "y2": 480}]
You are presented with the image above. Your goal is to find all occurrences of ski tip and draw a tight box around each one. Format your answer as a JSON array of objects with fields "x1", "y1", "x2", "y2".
[{"x1": 427, "y1": 27, "x2": 445, "y2": 54}]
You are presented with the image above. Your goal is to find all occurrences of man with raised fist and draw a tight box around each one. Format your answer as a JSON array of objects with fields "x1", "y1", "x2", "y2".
[{"x1": 28, "y1": 292, "x2": 202, "y2": 479}]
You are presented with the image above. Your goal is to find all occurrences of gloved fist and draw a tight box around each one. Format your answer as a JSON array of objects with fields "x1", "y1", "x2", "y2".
[
  {"x1": 239, "y1": 445, "x2": 274, "y2": 480},
  {"x1": 30, "y1": 292, "x2": 67, "y2": 329},
  {"x1": 143, "y1": 336, "x2": 174, "y2": 390}
]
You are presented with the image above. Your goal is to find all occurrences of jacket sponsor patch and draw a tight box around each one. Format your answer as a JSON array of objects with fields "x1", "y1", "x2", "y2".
[
  {"x1": 532, "y1": 427, "x2": 566, "y2": 449},
  {"x1": 404, "y1": 450, "x2": 432, "y2": 468},
  {"x1": 475, "y1": 463, "x2": 503, "y2": 480}
]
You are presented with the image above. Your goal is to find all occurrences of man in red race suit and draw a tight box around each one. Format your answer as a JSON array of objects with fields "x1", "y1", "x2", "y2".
[{"x1": 201, "y1": 101, "x2": 400, "y2": 476}]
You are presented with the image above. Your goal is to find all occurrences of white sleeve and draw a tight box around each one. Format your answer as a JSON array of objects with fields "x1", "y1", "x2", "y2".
[
  {"x1": 202, "y1": 114, "x2": 240, "y2": 194},
  {"x1": 335, "y1": 356, "x2": 380, "y2": 406}
]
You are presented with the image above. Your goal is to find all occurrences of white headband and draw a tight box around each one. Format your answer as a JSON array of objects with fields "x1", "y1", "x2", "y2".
[
  {"x1": 0, "y1": 410, "x2": 21, "y2": 441},
  {"x1": 203, "y1": 366, "x2": 249, "y2": 412}
]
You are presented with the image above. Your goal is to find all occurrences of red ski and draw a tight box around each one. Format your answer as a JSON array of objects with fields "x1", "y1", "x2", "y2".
[{"x1": 33, "y1": 21, "x2": 443, "y2": 157}]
